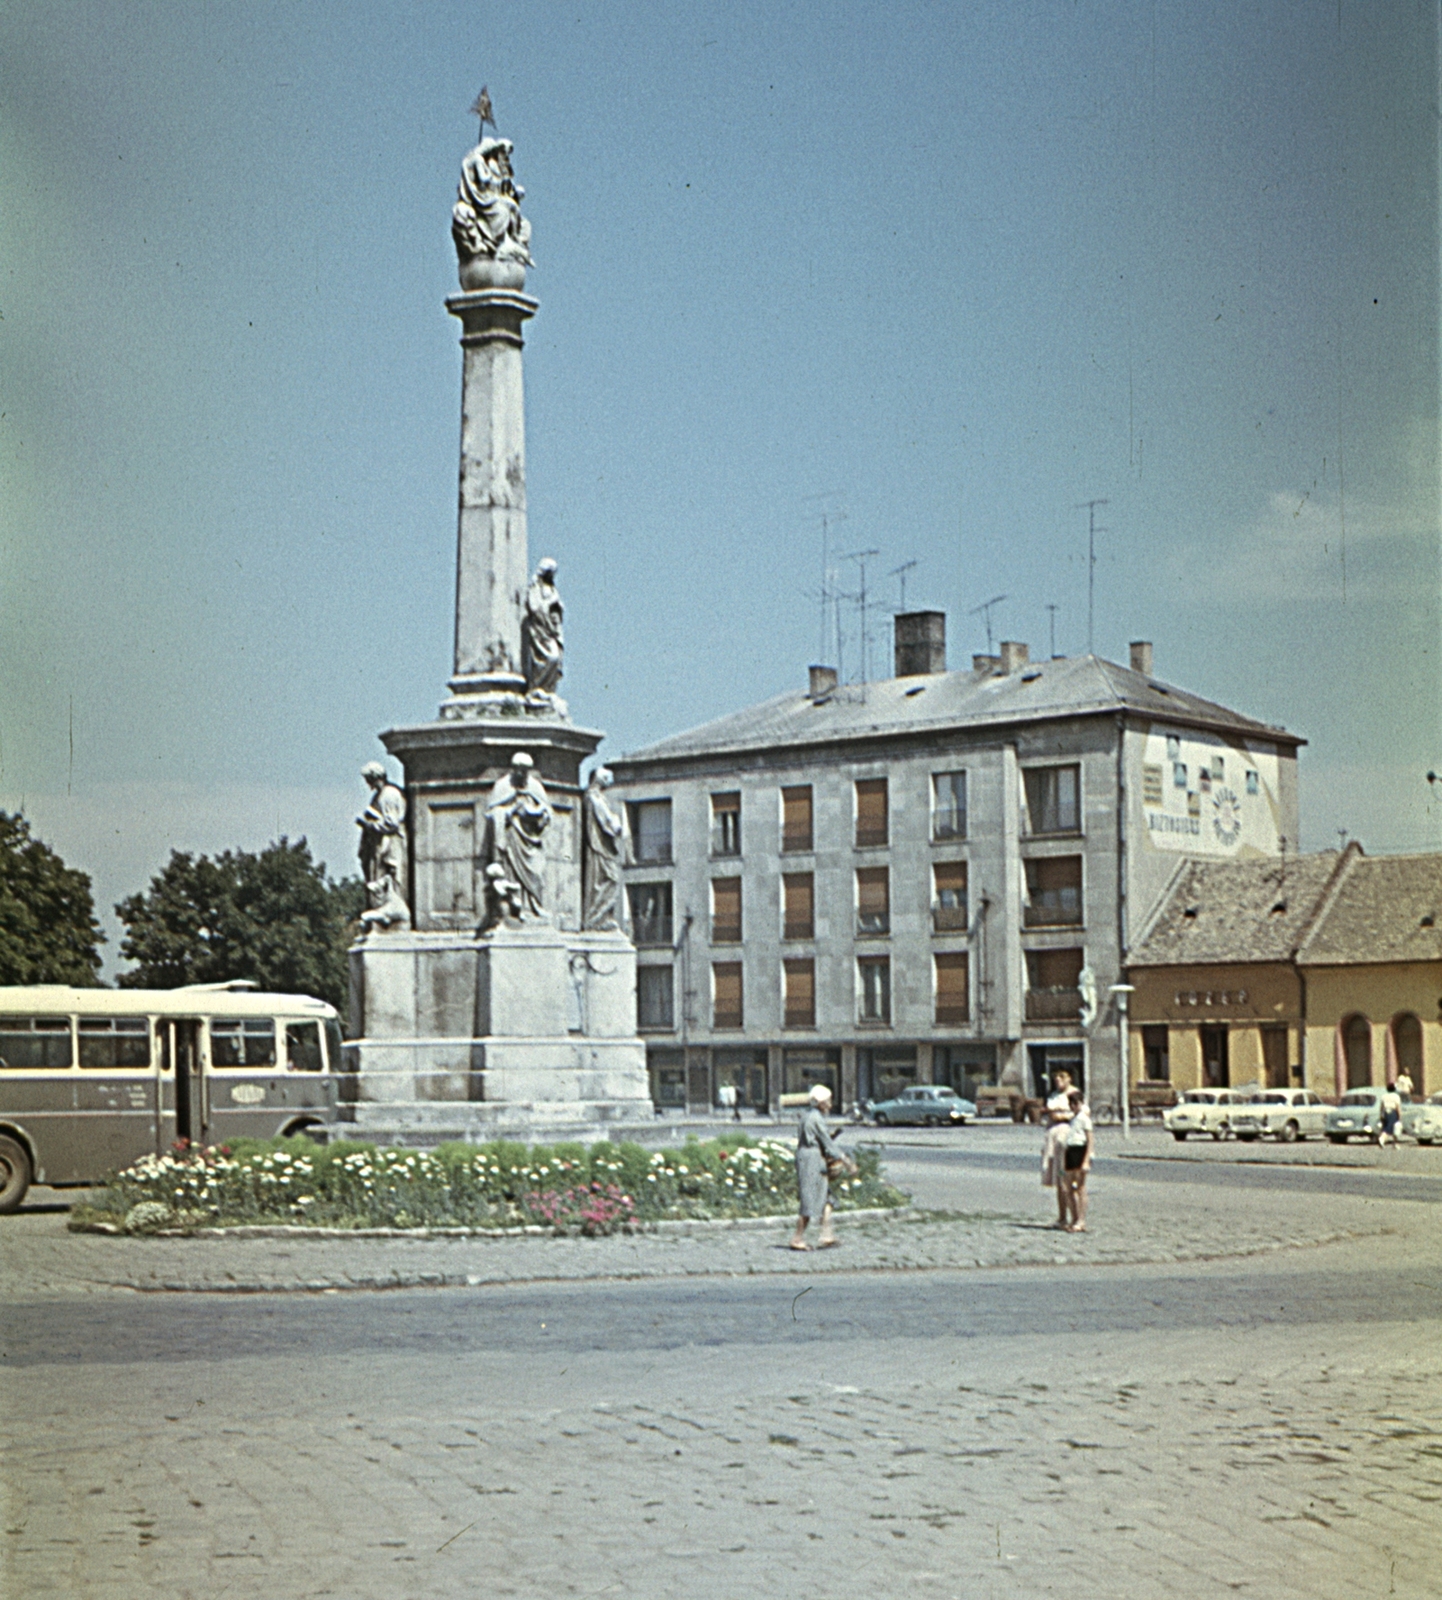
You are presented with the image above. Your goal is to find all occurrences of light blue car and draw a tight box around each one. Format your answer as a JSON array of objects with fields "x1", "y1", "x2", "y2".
[{"x1": 868, "y1": 1085, "x2": 977, "y2": 1127}]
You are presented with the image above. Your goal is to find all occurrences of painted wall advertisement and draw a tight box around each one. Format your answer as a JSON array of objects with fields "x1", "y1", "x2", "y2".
[{"x1": 1137, "y1": 728, "x2": 1281, "y2": 857}]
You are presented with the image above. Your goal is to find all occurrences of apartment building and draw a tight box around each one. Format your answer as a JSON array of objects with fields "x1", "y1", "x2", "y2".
[{"x1": 608, "y1": 614, "x2": 1301, "y2": 1116}]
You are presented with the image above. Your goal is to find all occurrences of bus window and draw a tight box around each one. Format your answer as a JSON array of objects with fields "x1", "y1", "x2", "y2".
[
  {"x1": 324, "y1": 1018, "x2": 344, "y2": 1074},
  {"x1": 78, "y1": 1017, "x2": 151, "y2": 1068},
  {"x1": 210, "y1": 1018, "x2": 276, "y2": 1068},
  {"x1": 0, "y1": 1016, "x2": 73, "y2": 1069},
  {"x1": 285, "y1": 1021, "x2": 323, "y2": 1073}
]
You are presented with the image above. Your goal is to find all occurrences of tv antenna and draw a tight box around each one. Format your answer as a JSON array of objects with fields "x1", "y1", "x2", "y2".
[
  {"x1": 969, "y1": 593, "x2": 1007, "y2": 655},
  {"x1": 888, "y1": 559, "x2": 918, "y2": 612},
  {"x1": 1046, "y1": 603, "x2": 1059, "y2": 659},
  {"x1": 1076, "y1": 498, "x2": 1109, "y2": 655},
  {"x1": 838, "y1": 548, "x2": 882, "y2": 684},
  {"x1": 802, "y1": 494, "x2": 847, "y2": 666}
]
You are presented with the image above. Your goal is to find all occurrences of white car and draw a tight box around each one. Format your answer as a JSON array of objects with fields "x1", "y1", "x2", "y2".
[
  {"x1": 1228, "y1": 1089, "x2": 1329, "y2": 1143},
  {"x1": 1411, "y1": 1092, "x2": 1442, "y2": 1145},
  {"x1": 1163, "y1": 1088, "x2": 1248, "y2": 1141}
]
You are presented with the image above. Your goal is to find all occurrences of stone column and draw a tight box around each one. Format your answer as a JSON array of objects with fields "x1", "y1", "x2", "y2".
[{"x1": 445, "y1": 287, "x2": 538, "y2": 701}]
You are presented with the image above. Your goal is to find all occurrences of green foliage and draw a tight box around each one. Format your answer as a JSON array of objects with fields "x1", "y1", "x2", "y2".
[
  {"x1": 76, "y1": 1133, "x2": 907, "y2": 1233},
  {"x1": 115, "y1": 837, "x2": 362, "y2": 1008},
  {"x1": 0, "y1": 811, "x2": 104, "y2": 985}
]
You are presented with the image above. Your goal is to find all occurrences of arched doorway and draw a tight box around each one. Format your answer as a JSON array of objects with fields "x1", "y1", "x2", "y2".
[
  {"x1": 1392, "y1": 1013, "x2": 1423, "y2": 1094},
  {"x1": 1343, "y1": 1014, "x2": 1372, "y2": 1089}
]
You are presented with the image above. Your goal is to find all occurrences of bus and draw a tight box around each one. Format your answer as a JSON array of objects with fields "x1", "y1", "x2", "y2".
[{"x1": 0, "y1": 983, "x2": 344, "y2": 1212}]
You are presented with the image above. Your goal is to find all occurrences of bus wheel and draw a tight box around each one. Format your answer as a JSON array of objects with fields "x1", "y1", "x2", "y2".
[
  {"x1": 284, "y1": 1122, "x2": 327, "y2": 1145},
  {"x1": 0, "y1": 1134, "x2": 32, "y2": 1214}
]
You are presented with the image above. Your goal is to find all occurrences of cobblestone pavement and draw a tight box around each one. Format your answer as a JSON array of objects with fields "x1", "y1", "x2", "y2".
[{"x1": 3, "y1": 1145, "x2": 1439, "y2": 1598}]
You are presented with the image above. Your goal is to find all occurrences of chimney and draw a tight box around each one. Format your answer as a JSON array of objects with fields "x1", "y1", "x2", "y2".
[
  {"x1": 999, "y1": 640, "x2": 1029, "y2": 674},
  {"x1": 1129, "y1": 640, "x2": 1154, "y2": 677},
  {"x1": 808, "y1": 664, "x2": 838, "y2": 700},
  {"x1": 973, "y1": 653, "x2": 1000, "y2": 673},
  {"x1": 893, "y1": 610, "x2": 947, "y2": 677}
]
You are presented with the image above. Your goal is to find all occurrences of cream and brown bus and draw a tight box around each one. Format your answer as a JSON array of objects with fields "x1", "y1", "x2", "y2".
[{"x1": 0, "y1": 983, "x2": 343, "y2": 1212}]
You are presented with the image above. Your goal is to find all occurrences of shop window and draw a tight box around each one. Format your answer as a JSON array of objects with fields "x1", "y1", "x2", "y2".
[
  {"x1": 1141, "y1": 1025, "x2": 1170, "y2": 1082},
  {"x1": 855, "y1": 778, "x2": 888, "y2": 848},
  {"x1": 857, "y1": 1045, "x2": 916, "y2": 1103},
  {"x1": 783, "y1": 959, "x2": 816, "y2": 1028},
  {"x1": 933, "y1": 860, "x2": 968, "y2": 931},
  {"x1": 1262, "y1": 1026, "x2": 1289, "y2": 1089},
  {"x1": 932, "y1": 771, "x2": 967, "y2": 839},
  {"x1": 856, "y1": 866, "x2": 890, "y2": 935},
  {"x1": 711, "y1": 877, "x2": 742, "y2": 944},
  {"x1": 1024, "y1": 856, "x2": 1083, "y2": 926},
  {"x1": 713, "y1": 963, "x2": 744, "y2": 1030},
  {"x1": 627, "y1": 881, "x2": 674, "y2": 947},
  {"x1": 628, "y1": 799, "x2": 673, "y2": 865},
  {"x1": 1202, "y1": 1024, "x2": 1229, "y2": 1088},
  {"x1": 934, "y1": 952, "x2": 970, "y2": 1025},
  {"x1": 1024, "y1": 764, "x2": 1080, "y2": 835},
  {"x1": 711, "y1": 792, "x2": 741, "y2": 856},
  {"x1": 782, "y1": 785, "x2": 813, "y2": 852},
  {"x1": 782, "y1": 873, "x2": 814, "y2": 941},
  {"x1": 649, "y1": 1048, "x2": 686, "y2": 1108}
]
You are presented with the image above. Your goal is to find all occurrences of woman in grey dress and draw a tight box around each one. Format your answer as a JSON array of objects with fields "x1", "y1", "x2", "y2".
[{"x1": 790, "y1": 1083, "x2": 849, "y2": 1250}]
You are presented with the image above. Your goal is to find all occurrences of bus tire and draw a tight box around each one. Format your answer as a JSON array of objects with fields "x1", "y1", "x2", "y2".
[
  {"x1": 283, "y1": 1121, "x2": 327, "y2": 1144},
  {"x1": 0, "y1": 1134, "x2": 32, "y2": 1214}
]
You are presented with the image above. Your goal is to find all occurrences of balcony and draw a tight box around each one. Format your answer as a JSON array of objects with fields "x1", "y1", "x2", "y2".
[
  {"x1": 1025, "y1": 986, "x2": 1082, "y2": 1022},
  {"x1": 632, "y1": 915, "x2": 674, "y2": 948},
  {"x1": 932, "y1": 904, "x2": 969, "y2": 933}
]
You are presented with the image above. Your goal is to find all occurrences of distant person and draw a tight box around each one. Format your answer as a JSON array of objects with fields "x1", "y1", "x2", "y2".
[
  {"x1": 1061, "y1": 1089, "x2": 1094, "y2": 1232},
  {"x1": 1041, "y1": 1069, "x2": 1075, "y2": 1228},
  {"x1": 790, "y1": 1084, "x2": 851, "y2": 1250},
  {"x1": 1379, "y1": 1081, "x2": 1402, "y2": 1147},
  {"x1": 1395, "y1": 1069, "x2": 1414, "y2": 1099}
]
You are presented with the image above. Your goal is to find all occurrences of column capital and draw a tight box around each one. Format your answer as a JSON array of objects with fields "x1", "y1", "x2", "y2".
[{"x1": 446, "y1": 290, "x2": 539, "y2": 348}]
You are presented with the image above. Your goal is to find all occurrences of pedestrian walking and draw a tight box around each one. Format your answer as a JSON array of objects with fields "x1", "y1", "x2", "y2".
[
  {"x1": 1379, "y1": 1081, "x2": 1402, "y2": 1147},
  {"x1": 1041, "y1": 1069, "x2": 1076, "y2": 1227},
  {"x1": 790, "y1": 1083, "x2": 851, "y2": 1250},
  {"x1": 1061, "y1": 1089, "x2": 1094, "y2": 1232}
]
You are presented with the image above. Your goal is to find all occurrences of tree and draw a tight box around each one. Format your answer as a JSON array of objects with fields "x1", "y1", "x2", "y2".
[
  {"x1": 116, "y1": 838, "x2": 365, "y2": 1011},
  {"x1": 0, "y1": 812, "x2": 105, "y2": 985}
]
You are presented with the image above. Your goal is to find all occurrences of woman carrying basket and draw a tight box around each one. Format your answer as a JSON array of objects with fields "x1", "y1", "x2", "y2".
[{"x1": 790, "y1": 1083, "x2": 853, "y2": 1250}]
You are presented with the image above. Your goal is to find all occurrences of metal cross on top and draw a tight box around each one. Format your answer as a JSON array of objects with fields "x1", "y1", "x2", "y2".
[{"x1": 470, "y1": 86, "x2": 496, "y2": 140}]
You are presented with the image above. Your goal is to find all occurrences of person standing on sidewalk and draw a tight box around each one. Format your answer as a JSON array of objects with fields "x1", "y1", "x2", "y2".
[
  {"x1": 791, "y1": 1084, "x2": 849, "y2": 1250},
  {"x1": 1041, "y1": 1069, "x2": 1076, "y2": 1227},
  {"x1": 1061, "y1": 1089, "x2": 1094, "y2": 1232}
]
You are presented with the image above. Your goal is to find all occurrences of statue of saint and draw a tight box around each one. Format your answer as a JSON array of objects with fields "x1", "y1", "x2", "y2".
[
  {"x1": 452, "y1": 136, "x2": 534, "y2": 267},
  {"x1": 482, "y1": 752, "x2": 552, "y2": 919},
  {"x1": 357, "y1": 762, "x2": 410, "y2": 932},
  {"x1": 581, "y1": 767, "x2": 628, "y2": 931},
  {"x1": 522, "y1": 558, "x2": 564, "y2": 695}
]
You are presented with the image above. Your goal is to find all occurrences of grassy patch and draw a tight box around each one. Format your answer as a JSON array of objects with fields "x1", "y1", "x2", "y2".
[{"x1": 70, "y1": 1133, "x2": 906, "y2": 1236}]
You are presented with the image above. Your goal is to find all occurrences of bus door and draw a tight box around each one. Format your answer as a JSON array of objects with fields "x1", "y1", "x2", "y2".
[
  {"x1": 159, "y1": 1019, "x2": 205, "y2": 1150},
  {"x1": 74, "y1": 1015, "x2": 160, "y2": 1178}
]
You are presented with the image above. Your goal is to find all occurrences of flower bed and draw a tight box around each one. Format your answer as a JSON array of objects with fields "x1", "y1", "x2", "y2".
[{"x1": 69, "y1": 1134, "x2": 905, "y2": 1236}]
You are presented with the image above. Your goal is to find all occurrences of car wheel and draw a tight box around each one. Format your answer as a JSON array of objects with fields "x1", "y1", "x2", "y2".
[
  {"x1": 1172, "y1": 1131, "x2": 1188, "y2": 1141},
  {"x1": 1236, "y1": 1133, "x2": 1258, "y2": 1142},
  {"x1": 1327, "y1": 1134, "x2": 1347, "y2": 1144},
  {"x1": 874, "y1": 1112, "x2": 889, "y2": 1126},
  {"x1": 0, "y1": 1134, "x2": 33, "y2": 1214},
  {"x1": 1211, "y1": 1129, "x2": 1224, "y2": 1141},
  {"x1": 1419, "y1": 1138, "x2": 1435, "y2": 1146},
  {"x1": 1279, "y1": 1120, "x2": 1300, "y2": 1144}
]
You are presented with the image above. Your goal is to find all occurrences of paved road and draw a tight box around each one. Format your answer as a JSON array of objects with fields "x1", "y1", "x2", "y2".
[{"x1": 2, "y1": 1140, "x2": 1439, "y2": 1599}]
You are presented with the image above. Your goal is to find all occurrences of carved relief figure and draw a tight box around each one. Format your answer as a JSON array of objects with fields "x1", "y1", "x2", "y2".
[
  {"x1": 357, "y1": 762, "x2": 411, "y2": 931},
  {"x1": 581, "y1": 767, "x2": 628, "y2": 931},
  {"x1": 483, "y1": 752, "x2": 552, "y2": 918},
  {"x1": 522, "y1": 559, "x2": 564, "y2": 695},
  {"x1": 480, "y1": 862, "x2": 525, "y2": 930},
  {"x1": 452, "y1": 136, "x2": 534, "y2": 266}
]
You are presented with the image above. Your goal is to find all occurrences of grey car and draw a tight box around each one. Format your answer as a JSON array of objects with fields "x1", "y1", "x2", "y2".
[{"x1": 869, "y1": 1085, "x2": 977, "y2": 1127}]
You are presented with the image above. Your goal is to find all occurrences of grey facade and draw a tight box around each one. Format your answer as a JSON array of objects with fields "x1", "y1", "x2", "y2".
[{"x1": 609, "y1": 624, "x2": 1302, "y2": 1118}]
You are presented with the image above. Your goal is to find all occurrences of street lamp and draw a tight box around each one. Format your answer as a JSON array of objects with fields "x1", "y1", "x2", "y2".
[{"x1": 1109, "y1": 983, "x2": 1135, "y2": 1140}]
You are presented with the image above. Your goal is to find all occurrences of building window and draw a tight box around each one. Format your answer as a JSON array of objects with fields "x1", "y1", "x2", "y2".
[
  {"x1": 1024, "y1": 764, "x2": 1080, "y2": 835},
  {"x1": 1024, "y1": 856, "x2": 1083, "y2": 926},
  {"x1": 1023, "y1": 948, "x2": 1083, "y2": 1021},
  {"x1": 858, "y1": 956, "x2": 891, "y2": 1024},
  {"x1": 784, "y1": 958, "x2": 816, "y2": 1028},
  {"x1": 1393, "y1": 1012, "x2": 1424, "y2": 1093},
  {"x1": 711, "y1": 791, "x2": 741, "y2": 856},
  {"x1": 1202, "y1": 1024, "x2": 1230, "y2": 1088},
  {"x1": 627, "y1": 882, "x2": 673, "y2": 947},
  {"x1": 1262, "y1": 1025, "x2": 1288, "y2": 1088},
  {"x1": 1342, "y1": 1014, "x2": 1371, "y2": 1088},
  {"x1": 713, "y1": 963, "x2": 744, "y2": 1030},
  {"x1": 628, "y1": 799, "x2": 673, "y2": 864},
  {"x1": 637, "y1": 966, "x2": 674, "y2": 1031},
  {"x1": 1142, "y1": 1024, "x2": 1170, "y2": 1081},
  {"x1": 932, "y1": 771, "x2": 967, "y2": 839},
  {"x1": 782, "y1": 785, "x2": 813, "y2": 852},
  {"x1": 855, "y1": 778, "x2": 888, "y2": 848},
  {"x1": 649, "y1": 1047, "x2": 686, "y2": 1108},
  {"x1": 711, "y1": 877, "x2": 742, "y2": 944},
  {"x1": 933, "y1": 860, "x2": 968, "y2": 931},
  {"x1": 934, "y1": 952, "x2": 970, "y2": 1025},
  {"x1": 783, "y1": 872, "x2": 814, "y2": 941},
  {"x1": 856, "y1": 866, "x2": 890, "y2": 936}
]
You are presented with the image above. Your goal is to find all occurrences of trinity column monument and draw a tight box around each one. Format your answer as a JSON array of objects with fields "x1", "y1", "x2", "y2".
[{"x1": 343, "y1": 117, "x2": 651, "y2": 1138}]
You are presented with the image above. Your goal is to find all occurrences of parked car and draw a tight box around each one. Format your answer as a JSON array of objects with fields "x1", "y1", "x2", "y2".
[
  {"x1": 868, "y1": 1085, "x2": 977, "y2": 1126},
  {"x1": 1229, "y1": 1088, "x2": 1329, "y2": 1143},
  {"x1": 1326, "y1": 1088, "x2": 1391, "y2": 1142},
  {"x1": 1411, "y1": 1092, "x2": 1442, "y2": 1145},
  {"x1": 1163, "y1": 1088, "x2": 1249, "y2": 1141}
]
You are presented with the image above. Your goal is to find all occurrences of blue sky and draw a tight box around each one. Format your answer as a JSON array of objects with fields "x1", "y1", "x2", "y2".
[{"x1": 1, "y1": 1, "x2": 1437, "y2": 971}]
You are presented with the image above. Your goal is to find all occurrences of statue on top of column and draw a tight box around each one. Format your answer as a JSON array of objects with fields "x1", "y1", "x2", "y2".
[
  {"x1": 522, "y1": 558, "x2": 564, "y2": 696},
  {"x1": 452, "y1": 136, "x2": 534, "y2": 270}
]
